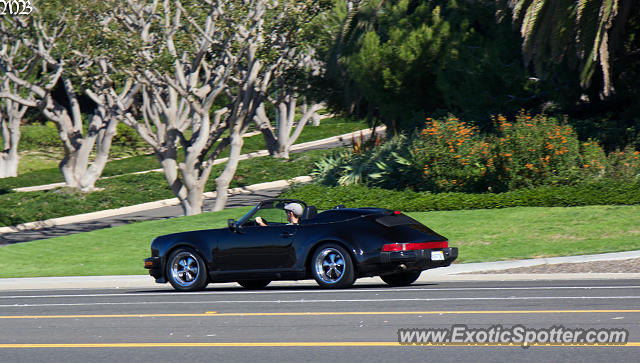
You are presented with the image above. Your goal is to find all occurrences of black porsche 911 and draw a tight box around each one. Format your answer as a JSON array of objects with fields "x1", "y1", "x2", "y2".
[{"x1": 144, "y1": 199, "x2": 458, "y2": 291}]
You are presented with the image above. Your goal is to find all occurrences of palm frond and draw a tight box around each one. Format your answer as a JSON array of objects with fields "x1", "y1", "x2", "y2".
[{"x1": 499, "y1": 0, "x2": 628, "y2": 98}]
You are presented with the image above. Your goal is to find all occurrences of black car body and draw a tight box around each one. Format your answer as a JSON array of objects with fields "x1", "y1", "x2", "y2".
[{"x1": 144, "y1": 199, "x2": 458, "y2": 291}]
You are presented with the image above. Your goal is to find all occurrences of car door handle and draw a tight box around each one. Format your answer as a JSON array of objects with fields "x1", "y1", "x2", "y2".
[{"x1": 280, "y1": 232, "x2": 294, "y2": 238}]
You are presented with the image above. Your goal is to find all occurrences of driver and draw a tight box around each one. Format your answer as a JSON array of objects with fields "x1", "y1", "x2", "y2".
[{"x1": 256, "y1": 202, "x2": 303, "y2": 226}]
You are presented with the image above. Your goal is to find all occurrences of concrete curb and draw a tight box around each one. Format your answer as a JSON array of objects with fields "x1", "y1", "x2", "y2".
[
  {"x1": 0, "y1": 176, "x2": 311, "y2": 235},
  {"x1": 420, "y1": 273, "x2": 640, "y2": 282},
  {"x1": 422, "y1": 249, "x2": 640, "y2": 274},
  {"x1": 1, "y1": 250, "x2": 639, "y2": 291}
]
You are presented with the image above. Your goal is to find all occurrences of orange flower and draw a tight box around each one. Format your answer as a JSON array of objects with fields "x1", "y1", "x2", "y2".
[{"x1": 525, "y1": 163, "x2": 534, "y2": 170}]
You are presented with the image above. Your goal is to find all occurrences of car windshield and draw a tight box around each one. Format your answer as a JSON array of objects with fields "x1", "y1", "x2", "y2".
[{"x1": 237, "y1": 200, "x2": 306, "y2": 226}]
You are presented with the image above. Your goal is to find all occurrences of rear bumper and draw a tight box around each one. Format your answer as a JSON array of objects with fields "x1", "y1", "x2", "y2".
[{"x1": 380, "y1": 247, "x2": 458, "y2": 269}]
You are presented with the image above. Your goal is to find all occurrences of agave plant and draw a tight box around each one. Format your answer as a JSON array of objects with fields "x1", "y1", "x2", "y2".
[
  {"x1": 311, "y1": 150, "x2": 353, "y2": 185},
  {"x1": 311, "y1": 133, "x2": 423, "y2": 189}
]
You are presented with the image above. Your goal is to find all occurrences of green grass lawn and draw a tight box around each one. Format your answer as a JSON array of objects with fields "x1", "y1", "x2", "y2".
[
  {"x1": 1, "y1": 205, "x2": 638, "y2": 278},
  {"x1": 409, "y1": 205, "x2": 640, "y2": 263}
]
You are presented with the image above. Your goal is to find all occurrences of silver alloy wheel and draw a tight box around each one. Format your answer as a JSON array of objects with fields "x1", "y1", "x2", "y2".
[
  {"x1": 170, "y1": 251, "x2": 200, "y2": 287},
  {"x1": 314, "y1": 247, "x2": 346, "y2": 284}
]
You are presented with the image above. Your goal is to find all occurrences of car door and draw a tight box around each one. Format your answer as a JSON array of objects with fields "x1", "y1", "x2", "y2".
[{"x1": 215, "y1": 224, "x2": 298, "y2": 271}]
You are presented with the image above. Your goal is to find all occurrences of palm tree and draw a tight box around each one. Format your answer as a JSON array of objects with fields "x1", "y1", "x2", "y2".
[{"x1": 496, "y1": 0, "x2": 634, "y2": 98}]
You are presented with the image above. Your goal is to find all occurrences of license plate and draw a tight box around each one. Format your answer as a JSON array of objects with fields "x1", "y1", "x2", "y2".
[{"x1": 431, "y1": 251, "x2": 445, "y2": 261}]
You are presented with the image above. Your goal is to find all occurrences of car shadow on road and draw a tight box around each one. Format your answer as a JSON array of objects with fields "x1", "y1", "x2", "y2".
[{"x1": 130, "y1": 282, "x2": 439, "y2": 294}]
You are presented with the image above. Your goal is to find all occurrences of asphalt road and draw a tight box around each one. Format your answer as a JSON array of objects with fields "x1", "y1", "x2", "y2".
[{"x1": 1, "y1": 279, "x2": 639, "y2": 362}]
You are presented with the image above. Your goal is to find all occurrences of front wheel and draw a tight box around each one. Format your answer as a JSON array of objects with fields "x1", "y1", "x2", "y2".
[
  {"x1": 311, "y1": 244, "x2": 356, "y2": 288},
  {"x1": 166, "y1": 248, "x2": 209, "y2": 292},
  {"x1": 380, "y1": 271, "x2": 421, "y2": 287}
]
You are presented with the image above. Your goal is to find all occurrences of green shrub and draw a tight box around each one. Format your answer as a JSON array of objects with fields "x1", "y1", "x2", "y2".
[
  {"x1": 605, "y1": 146, "x2": 640, "y2": 181},
  {"x1": 111, "y1": 123, "x2": 147, "y2": 155},
  {"x1": 580, "y1": 140, "x2": 607, "y2": 179},
  {"x1": 311, "y1": 113, "x2": 638, "y2": 193},
  {"x1": 491, "y1": 113, "x2": 583, "y2": 190},
  {"x1": 280, "y1": 180, "x2": 640, "y2": 212},
  {"x1": 415, "y1": 116, "x2": 493, "y2": 192}
]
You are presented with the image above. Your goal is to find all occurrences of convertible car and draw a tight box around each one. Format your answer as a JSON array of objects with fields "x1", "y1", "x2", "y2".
[{"x1": 144, "y1": 199, "x2": 458, "y2": 291}]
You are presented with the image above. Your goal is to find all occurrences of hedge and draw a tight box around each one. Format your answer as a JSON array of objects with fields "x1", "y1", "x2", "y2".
[{"x1": 279, "y1": 180, "x2": 640, "y2": 211}]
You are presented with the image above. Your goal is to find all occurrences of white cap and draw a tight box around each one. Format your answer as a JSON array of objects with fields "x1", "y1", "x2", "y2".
[{"x1": 284, "y1": 202, "x2": 304, "y2": 217}]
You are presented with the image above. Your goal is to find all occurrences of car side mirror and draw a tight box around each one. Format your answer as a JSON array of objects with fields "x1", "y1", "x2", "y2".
[{"x1": 227, "y1": 219, "x2": 240, "y2": 233}]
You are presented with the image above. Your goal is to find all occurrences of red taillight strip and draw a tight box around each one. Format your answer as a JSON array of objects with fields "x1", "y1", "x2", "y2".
[{"x1": 382, "y1": 241, "x2": 448, "y2": 251}]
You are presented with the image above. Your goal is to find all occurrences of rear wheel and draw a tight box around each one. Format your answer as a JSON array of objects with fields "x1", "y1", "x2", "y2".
[
  {"x1": 237, "y1": 280, "x2": 271, "y2": 289},
  {"x1": 166, "y1": 248, "x2": 209, "y2": 292},
  {"x1": 311, "y1": 244, "x2": 356, "y2": 288},
  {"x1": 381, "y1": 271, "x2": 421, "y2": 287}
]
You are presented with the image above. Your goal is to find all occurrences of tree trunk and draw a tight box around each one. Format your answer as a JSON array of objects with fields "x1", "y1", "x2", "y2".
[
  {"x1": 254, "y1": 97, "x2": 324, "y2": 159},
  {"x1": 183, "y1": 185, "x2": 205, "y2": 215},
  {"x1": 212, "y1": 129, "x2": 244, "y2": 211},
  {"x1": 0, "y1": 101, "x2": 22, "y2": 178},
  {"x1": 254, "y1": 103, "x2": 281, "y2": 156},
  {"x1": 77, "y1": 107, "x2": 120, "y2": 191},
  {"x1": 0, "y1": 150, "x2": 19, "y2": 178},
  {"x1": 54, "y1": 112, "x2": 117, "y2": 191}
]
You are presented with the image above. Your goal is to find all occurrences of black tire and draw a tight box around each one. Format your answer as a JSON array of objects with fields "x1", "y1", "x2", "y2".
[
  {"x1": 311, "y1": 243, "x2": 356, "y2": 288},
  {"x1": 166, "y1": 247, "x2": 209, "y2": 292},
  {"x1": 237, "y1": 280, "x2": 271, "y2": 289},
  {"x1": 381, "y1": 271, "x2": 421, "y2": 287}
]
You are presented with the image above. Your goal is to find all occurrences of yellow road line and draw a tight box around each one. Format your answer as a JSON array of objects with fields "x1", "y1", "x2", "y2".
[
  {"x1": 2, "y1": 310, "x2": 640, "y2": 319},
  {"x1": 0, "y1": 342, "x2": 639, "y2": 348},
  {"x1": 0, "y1": 313, "x2": 214, "y2": 319},
  {"x1": 202, "y1": 310, "x2": 640, "y2": 316}
]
